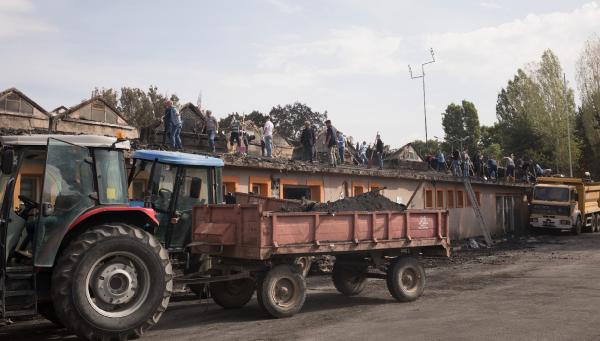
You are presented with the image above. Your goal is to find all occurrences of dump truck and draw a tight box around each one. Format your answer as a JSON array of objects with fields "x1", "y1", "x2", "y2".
[
  {"x1": 529, "y1": 177, "x2": 600, "y2": 234},
  {"x1": 0, "y1": 136, "x2": 172, "y2": 340}
]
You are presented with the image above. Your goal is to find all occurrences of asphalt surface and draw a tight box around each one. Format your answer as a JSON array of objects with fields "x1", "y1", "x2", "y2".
[{"x1": 2, "y1": 232, "x2": 600, "y2": 341}]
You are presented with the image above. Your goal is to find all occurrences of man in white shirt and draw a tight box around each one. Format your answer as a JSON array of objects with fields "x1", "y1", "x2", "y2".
[{"x1": 263, "y1": 116, "x2": 274, "y2": 157}]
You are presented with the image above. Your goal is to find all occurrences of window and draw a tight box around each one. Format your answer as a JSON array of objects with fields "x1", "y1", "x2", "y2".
[
  {"x1": 250, "y1": 176, "x2": 271, "y2": 197},
  {"x1": 447, "y1": 190, "x2": 454, "y2": 208},
  {"x1": 20, "y1": 176, "x2": 39, "y2": 202},
  {"x1": 222, "y1": 175, "x2": 239, "y2": 195},
  {"x1": 425, "y1": 189, "x2": 433, "y2": 208},
  {"x1": 0, "y1": 93, "x2": 34, "y2": 115},
  {"x1": 457, "y1": 190, "x2": 464, "y2": 208},
  {"x1": 436, "y1": 190, "x2": 444, "y2": 208},
  {"x1": 131, "y1": 180, "x2": 145, "y2": 200},
  {"x1": 354, "y1": 186, "x2": 364, "y2": 196},
  {"x1": 79, "y1": 101, "x2": 120, "y2": 124},
  {"x1": 95, "y1": 149, "x2": 128, "y2": 204}
]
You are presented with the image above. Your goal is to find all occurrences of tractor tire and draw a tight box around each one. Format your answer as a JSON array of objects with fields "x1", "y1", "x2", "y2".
[
  {"x1": 572, "y1": 217, "x2": 582, "y2": 235},
  {"x1": 209, "y1": 278, "x2": 255, "y2": 309},
  {"x1": 386, "y1": 257, "x2": 425, "y2": 302},
  {"x1": 38, "y1": 302, "x2": 63, "y2": 327},
  {"x1": 332, "y1": 263, "x2": 367, "y2": 296},
  {"x1": 51, "y1": 224, "x2": 173, "y2": 341},
  {"x1": 256, "y1": 264, "x2": 306, "y2": 318}
]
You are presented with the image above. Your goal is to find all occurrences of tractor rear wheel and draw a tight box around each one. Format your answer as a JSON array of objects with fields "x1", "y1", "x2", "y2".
[
  {"x1": 51, "y1": 224, "x2": 173, "y2": 340},
  {"x1": 38, "y1": 302, "x2": 63, "y2": 327}
]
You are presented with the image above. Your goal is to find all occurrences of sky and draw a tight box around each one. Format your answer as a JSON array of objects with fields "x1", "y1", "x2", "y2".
[{"x1": 1, "y1": 0, "x2": 600, "y2": 147}]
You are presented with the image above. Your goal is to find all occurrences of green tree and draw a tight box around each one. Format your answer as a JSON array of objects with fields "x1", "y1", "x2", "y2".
[
  {"x1": 409, "y1": 139, "x2": 441, "y2": 158},
  {"x1": 218, "y1": 112, "x2": 243, "y2": 132},
  {"x1": 269, "y1": 102, "x2": 327, "y2": 140},
  {"x1": 246, "y1": 110, "x2": 268, "y2": 127},
  {"x1": 91, "y1": 87, "x2": 118, "y2": 108},
  {"x1": 576, "y1": 37, "x2": 600, "y2": 176},
  {"x1": 441, "y1": 100, "x2": 481, "y2": 153}
]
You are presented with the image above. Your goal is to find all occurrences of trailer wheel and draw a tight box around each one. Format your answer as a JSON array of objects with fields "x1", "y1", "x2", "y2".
[
  {"x1": 332, "y1": 263, "x2": 367, "y2": 296},
  {"x1": 386, "y1": 257, "x2": 425, "y2": 302},
  {"x1": 210, "y1": 278, "x2": 255, "y2": 309},
  {"x1": 572, "y1": 217, "x2": 582, "y2": 235},
  {"x1": 51, "y1": 224, "x2": 173, "y2": 341},
  {"x1": 594, "y1": 215, "x2": 600, "y2": 233},
  {"x1": 257, "y1": 264, "x2": 306, "y2": 318}
]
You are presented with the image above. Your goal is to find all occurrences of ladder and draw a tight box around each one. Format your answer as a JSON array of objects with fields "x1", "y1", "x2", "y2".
[
  {"x1": 0, "y1": 265, "x2": 37, "y2": 319},
  {"x1": 464, "y1": 178, "x2": 492, "y2": 246}
]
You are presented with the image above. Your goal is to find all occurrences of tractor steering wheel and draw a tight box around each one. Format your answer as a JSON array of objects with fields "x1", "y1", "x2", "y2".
[{"x1": 18, "y1": 195, "x2": 39, "y2": 209}]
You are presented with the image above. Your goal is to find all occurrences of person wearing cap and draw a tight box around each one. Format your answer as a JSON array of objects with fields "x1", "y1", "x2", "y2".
[
  {"x1": 205, "y1": 110, "x2": 218, "y2": 152},
  {"x1": 300, "y1": 121, "x2": 314, "y2": 162},
  {"x1": 263, "y1": 116, "x2": 274, "y2": 157}
]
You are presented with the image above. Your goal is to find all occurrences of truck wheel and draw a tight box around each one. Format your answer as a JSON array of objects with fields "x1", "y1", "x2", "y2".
[
  {"x1": 572, "y1": 217, "x2": 582, "y2": 235},
  {"x1": 386, "y1": 257, "x2": 425, "y2": 302},
  {"x1": 38, "y1": 302, "x2": 63, "y2": 327},
  {"x1": 51, "y1": 224, "x2": 173, "y2": 341},
  {"x1": 257, "y1": 264, "x2": 306, "y2": 318},
  {"x1": 210, "y1": 278, "x2": 255, "y2": 309},
  {"x1": 332, "y1": 263, "x2": 367, "y2": 296}
]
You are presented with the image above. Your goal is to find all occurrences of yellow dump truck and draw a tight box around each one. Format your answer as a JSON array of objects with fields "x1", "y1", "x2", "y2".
[{"x1": 529, "y1": 177, "x2": 600, "y2": 234}]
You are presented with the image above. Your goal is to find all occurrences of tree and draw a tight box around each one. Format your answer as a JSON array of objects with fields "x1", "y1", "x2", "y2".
[
  {"x1": 441, "y1": 100, "x2": 481, "y2": 153},
  {"x1": 269, "y1": 102, "x2": 327, "y2": 140},
  {"x1": 218, "y1": 112, "x2": 243, "y2": 132},
  {"x1": 576, "y1": 37, "x2": 600, "y2": 176},
  {"x1": 246, "y1": 110, "x2": 268, "y2": 127},
  {"x1": 91, "y1": 87, "x2": 118, "y2": 108},
  {"x1": 410, "y1": 139, "x2": 442, "y2": 158},
  {"x1": 479, "y1": 124, "x2": 504, "y2": 161}
]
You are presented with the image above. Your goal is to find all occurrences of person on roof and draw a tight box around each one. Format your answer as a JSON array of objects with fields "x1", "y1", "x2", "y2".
[
  {"x1": 503, "y1": 154, "x2": 515, "y2": 181},
  {"x1": 300, "y1": 121, "x2": 315, "y2": 162},
  {"x1": 229, "y1": 116, "x2": 241, "y2": 152},
  {"x1": 204, "y1": 110, "x2": 218, "y2": 153},
  {"x1": 166, "y1": 101, "x2": 182, "y2": 149},
  {"x1": 162, "y1": 100, "x2": 172, "y2": 146},
  {"x1": 436, "y1": 150, "x2": 446, "y2": 172},
  {"x1": 337, "y1": 131, "x2": 345, "y2": 164},
  {"x1": 325, "y1": 120, "x2": 338, "y2": 167},
  {"x1": 376, "y1": 134, "x2": 384, "y2": 170},
  {"x1": 263, "y1": 116, "x2": 274, "y2": 157},
  {"x1": 359, "y1": 141, "x2": 368, "y2": 165}
]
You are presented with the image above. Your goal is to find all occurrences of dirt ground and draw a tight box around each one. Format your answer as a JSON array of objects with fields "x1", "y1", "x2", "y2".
[{"x1": 2, "y1": 232, "x2": 600, "y2": 341}]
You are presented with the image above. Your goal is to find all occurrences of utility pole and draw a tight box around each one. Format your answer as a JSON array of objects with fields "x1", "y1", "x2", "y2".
[
  {"x1": 564, "y1": 73, "x2": 573, "y2": 177},
  {"x1": 409, "y1": 48, "x2": 436, "y2": 149}
]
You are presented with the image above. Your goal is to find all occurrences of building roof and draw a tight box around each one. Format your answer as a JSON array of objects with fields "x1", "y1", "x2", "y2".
[
  {"x1": 59, "y1": 96, "x2": 131, "y2": 126},
  {"x1": 0, "y1": 134, "x2": 130, "y2": 149},
  {"x1": 0, "y1": 87, "x2": 49, "y2": 116},
  {"x1": 132, "y1": 149, "x2": 224, "y2": 167}
]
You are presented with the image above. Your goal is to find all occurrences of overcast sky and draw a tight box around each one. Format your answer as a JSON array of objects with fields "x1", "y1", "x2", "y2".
[{"x1": 1, "y1": 0, "x2": 599, "y2": 147}]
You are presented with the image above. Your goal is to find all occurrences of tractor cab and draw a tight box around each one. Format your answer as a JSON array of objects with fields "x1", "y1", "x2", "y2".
[{"x1": 128, "y1": 150, "x2": 224, "y2": 253}]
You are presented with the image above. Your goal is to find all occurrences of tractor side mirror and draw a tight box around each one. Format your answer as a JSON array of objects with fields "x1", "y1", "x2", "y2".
[
  {"x1": 1, "y1": 148, "x2": 14, "y2": 174},
  {"x1": 190, "y1": 177, "x2": 202, "y2": 199}
]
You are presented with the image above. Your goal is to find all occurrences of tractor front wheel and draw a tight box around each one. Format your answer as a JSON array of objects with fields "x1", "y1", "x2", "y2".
[{"x1": 51, "y1": 224, "x2": 173, "y2": 340}]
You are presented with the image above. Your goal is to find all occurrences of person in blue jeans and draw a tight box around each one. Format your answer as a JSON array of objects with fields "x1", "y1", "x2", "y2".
[
  {"x1": 205, "y1": 110, "x2": 218, "y2": 152},
  {"x1": 166, "y1": 101, "x2": 182, "y2": 149},
  {"x1": 337, "y1": 131, "x2": 345, "y2": 164}
]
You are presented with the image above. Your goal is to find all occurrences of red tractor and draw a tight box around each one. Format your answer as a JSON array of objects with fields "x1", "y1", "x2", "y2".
[{"x1": 0, "y1": 135, "x2": 172, "y2": 340}]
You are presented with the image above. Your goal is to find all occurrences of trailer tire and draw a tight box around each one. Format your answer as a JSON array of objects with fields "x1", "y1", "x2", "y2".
[
  {"x1": 332, "y1": 263, "x2": 367, "y2": 296},
  {"x1": 51, "y1": 224, "x2": 173, "y2": 341},
  {"x1": 594, "y1": 214, "x2": 600, "y2": 233},
  {"x1": 210, "y1": 278, "x2": 255, "y2": 309},
  {"x1": 257, "y1": 264, "x2": 306, "y2": 318},
  {"x1": 386, "y1": 257, "x2": 425, "y2": 302},
  {"x1": 38, "y1": 302, "x2": 63, "y2": 327},
  {"x1": 572, "y1": 217, "x2": 582, "y2": 235}
]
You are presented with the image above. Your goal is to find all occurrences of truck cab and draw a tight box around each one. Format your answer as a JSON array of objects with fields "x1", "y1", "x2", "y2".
[
  {"x1": 529, "y1": 177, "x2": 600, "y2": 234},
  {"x1": 128, "y1": 150, "x2": 224, "y2": 253}
]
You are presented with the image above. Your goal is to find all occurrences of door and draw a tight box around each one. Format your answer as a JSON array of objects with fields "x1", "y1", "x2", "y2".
[
  {"x1": 34, "y1": 139, "x2": 95, "y2": 267},
  {"x1": 0, "y1": 169, "x2": 17, "y2": 264}
]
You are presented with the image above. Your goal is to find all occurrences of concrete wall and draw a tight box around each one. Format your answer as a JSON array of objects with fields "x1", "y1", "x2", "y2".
[
  {"x1": 55, "y1": 119, "x2": 138, "y2": 139},
  {"x1": 0, "y1": 108, "x2": 49, "y2": 131},
  {"x1": 223, "y1": 165, "x2": 530, "y2": 240}
]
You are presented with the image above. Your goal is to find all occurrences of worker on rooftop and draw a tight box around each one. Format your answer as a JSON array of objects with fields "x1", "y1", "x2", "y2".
[
  {"x1": 300, "y1": 121, "x2": 315, "y2": 162},
  {"x1": 165, "y1": 100, "x2": 182, "y2": 149},
  {"x1": 337, "y1": 131, "x2": 345, "y2": 164},
  {"x1": 451, "y1": 149, "x2": 461, "y2": 176},
  {"x1": 436, "y1": 150, "x2": 446, "y2": 172},
  {"x1": 325, "y1": 119, "x2": 338, "y2": 167},
  {"x1": 503, "y1": 153, "x2": 515, "y2": 182},
  {"x1": 462, "y1": 150, "x2": 471, "y2": 177},
  {"x1": 229, "y1": 116, "x2": 241, "y2": 153},
  {"x1": 205, "y1": 110, "x2": 218, "y2": 153},
  {"x1": 263, "y1": 116, "x2": 274, "y2": 157},
  {"x1": 376, "y1": 134, "x2": 384, "y2": 170},
  {"x1": 162, "y1": 100, "x2": 172, "y2": 146},
  {"x1": 359, "y1": 141, "x2": 368, "y2": 165}
]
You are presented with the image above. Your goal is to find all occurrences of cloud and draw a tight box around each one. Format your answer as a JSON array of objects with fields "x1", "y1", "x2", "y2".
[
  {"x1": 226, "y1": 27, "x2": 404, "y2": 88},
  {"x1": 480, "y1": 1, "x2": 501, "y2": 9},
  {"x1": 0, "y1": 0, "x2": 55, "y2": 39},
  {"x1": 265, "y1": 0, "x2": 301, "y2": 14}
]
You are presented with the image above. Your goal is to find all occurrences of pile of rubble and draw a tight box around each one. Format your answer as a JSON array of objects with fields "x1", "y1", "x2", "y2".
[{"x1": 285, "y1": 191, "x2": 406, "y2": 213}]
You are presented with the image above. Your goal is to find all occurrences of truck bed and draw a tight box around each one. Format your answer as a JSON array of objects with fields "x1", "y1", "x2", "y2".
[{"x1": 191, "y1": 204, "x2": 450, "y2": 260}]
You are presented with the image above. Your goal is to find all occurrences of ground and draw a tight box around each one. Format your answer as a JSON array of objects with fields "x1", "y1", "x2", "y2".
[{"x1": 2, "y1": 232, "x2": 600, "y2": 341}]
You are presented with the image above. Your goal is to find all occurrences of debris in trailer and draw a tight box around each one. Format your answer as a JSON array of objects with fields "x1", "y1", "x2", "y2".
[{"x1": 284, "y1": 191, "x2": 407, "y2": 213}]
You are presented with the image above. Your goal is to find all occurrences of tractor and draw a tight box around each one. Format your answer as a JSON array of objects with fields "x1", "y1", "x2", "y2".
[{"x1": 0, "y1": 135, "x2": 172, "y2": 340}]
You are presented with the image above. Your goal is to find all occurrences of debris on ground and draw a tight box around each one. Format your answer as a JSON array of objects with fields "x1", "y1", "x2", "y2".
[{"x1": 283, "y1": 191, "x2": 407, "y2": 213}]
